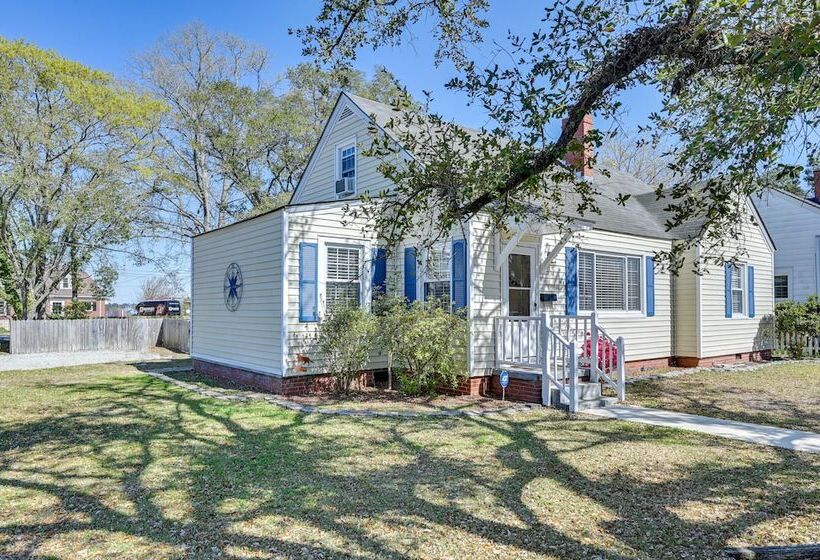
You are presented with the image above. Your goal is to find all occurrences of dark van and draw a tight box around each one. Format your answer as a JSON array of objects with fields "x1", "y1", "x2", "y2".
[{"x1": 136, "y1": 299, "x2": 181, "y2": 316}]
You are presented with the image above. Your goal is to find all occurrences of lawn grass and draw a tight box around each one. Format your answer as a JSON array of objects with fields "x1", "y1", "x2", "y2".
[
  {"x1": 1, "y1": 362, "x2": 818, "y2": 559},
  {"x1": 628, "y1": 362, "x2": 820, "y2": 433}
]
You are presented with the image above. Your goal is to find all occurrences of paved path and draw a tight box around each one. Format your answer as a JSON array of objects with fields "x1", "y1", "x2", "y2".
[
  {"x1": 585, "y1": 405, "x2": 820, "y2": 453},
  {"x1": 0, "y1": 350, "x2": 164, "y2": 372}
]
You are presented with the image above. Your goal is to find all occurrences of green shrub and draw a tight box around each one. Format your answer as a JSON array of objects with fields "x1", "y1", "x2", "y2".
[
  {"x1": 372, "y1": 293, "x2": 407, "y2": 391},
  {"x1": 316, "y1": 305, "x2": 377, "y2": 394},
  {"x1": 47, "y1": 300, "x2": 91, "y2": 320},
  {"x1": 775, "y1": 296, "x2": 820, "y2": 358},
  {"x1": 392, "y1": 301, "x2": 469, "y2": 396}
]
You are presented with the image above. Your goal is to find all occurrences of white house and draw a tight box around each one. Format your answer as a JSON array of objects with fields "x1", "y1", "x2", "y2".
[
  {"x1": 752, "y1": 175, "x2": 820, "y2": 303},
  {"x1": 190, "y1": 93, "x2": 775, "y2": 408}
]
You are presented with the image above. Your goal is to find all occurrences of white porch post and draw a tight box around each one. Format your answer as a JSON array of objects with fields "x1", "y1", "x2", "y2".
[
  {"x1": 541, "y1": 312, "x2": 550, "y2": 406},
  {"x1": 590, "y1": 312, "x2": 599, "y2": 383},
  {"x1": 568, "y1": 340, "x2": 579, "y2": 413},
  {"x1": 616, "y1": 336, "x2": 626, "y2": 401}
]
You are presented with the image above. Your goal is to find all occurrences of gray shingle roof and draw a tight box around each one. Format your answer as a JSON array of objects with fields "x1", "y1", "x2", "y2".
[{"x1": 346, "y1": 93, "x2": 702, "y2": 241}]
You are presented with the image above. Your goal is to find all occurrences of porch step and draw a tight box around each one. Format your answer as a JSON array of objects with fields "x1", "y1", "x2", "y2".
[{"x1": 550, "y1": 382, "x2": 617, "y2": 411}]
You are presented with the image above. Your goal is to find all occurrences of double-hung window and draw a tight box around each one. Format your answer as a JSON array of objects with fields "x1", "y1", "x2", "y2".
[
  {"x1": 423, "y1": 245, "x2": 451, "y2": 307},
  {"x1": 338, "y1": 145, "x2": 356, "y2": 182},
  {"x1": 774, "y1": 274, "x2": 789, "y2": 300},
  {"x1": 578, "y1": 251, "x2": 642, "y2": 313},
  {"x1": 61, "y1": 276, "x2": 71, "y2": 289},
  {"x1": 731, "y1": 264, "x2": 746, "y2": 315},
  {"x1": 325, "y1": 245, "x2": 362, "y2": 313}
]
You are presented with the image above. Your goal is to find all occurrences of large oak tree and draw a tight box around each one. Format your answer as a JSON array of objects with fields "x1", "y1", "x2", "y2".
[{"x1": 297, "y1": 0, "x2": 819, "y2": 269}]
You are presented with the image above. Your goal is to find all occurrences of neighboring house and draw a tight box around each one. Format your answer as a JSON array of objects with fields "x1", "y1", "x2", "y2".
[
  {"x1": 0, "y1": 271, "x2": 108, "y2": 320},
  {"x1": 752, "y1": 172, "x2": 820, "y2": 303},
  {"x1": 191, "y1": 93, "x2": 775, "y2": 403}
]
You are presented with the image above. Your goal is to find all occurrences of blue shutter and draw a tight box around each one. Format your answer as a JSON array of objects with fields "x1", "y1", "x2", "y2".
[
  {"x1": 452, "y1": 239, "x2": 467, "y2": 310},
  {"x1": 404, "y1": 247, "x2": 417, "y2": 303},
  {"x1": 565, "y1": 247, "x2": 577, "y2": 316},
  {"x1": 372, "y1": 248, "x2": 387, "y2": 297},
  {"x1": 747, "y1": 265, "x2": 755, "y2": 318},
  {"x1": 299, "y1": 242, "x2": 318, "y2": 322},
  {"x1": 724, "y1": 262, "x2": 733, "y2": 318},
  {"x1": 645, "y1": 256, "x2": 655, "y2": 317}
]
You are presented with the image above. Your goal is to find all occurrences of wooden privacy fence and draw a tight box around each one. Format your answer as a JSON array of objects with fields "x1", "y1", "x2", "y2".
[
  {"x1": 158, "y1": 318, "x2": 190, "y2": 353},
  {"x1": 775, "y1": 331, "x2": 820, "y2": 357},
  {"x1": 9, "y1": 317, "x2": 190, "y2": 354}
]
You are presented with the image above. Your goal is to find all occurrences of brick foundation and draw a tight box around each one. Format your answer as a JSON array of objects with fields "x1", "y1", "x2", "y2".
[
  {"x1": 625, "y1": 357, "x2": 673, "y2": 373},
  {"x1": 488, "y1": 373, "x2": 542, "y2": 403},
  {"x1": 675, "y1": 350, "x2": 771, "y2": 368},
  {"x1": 192, "y1": 359, "x2": 373, "y2": 396},
  {"x1": 442, "y1": 376, "x2": 491, "y2": 397}
]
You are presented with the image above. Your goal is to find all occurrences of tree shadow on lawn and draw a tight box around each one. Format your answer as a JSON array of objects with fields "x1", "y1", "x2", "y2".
[
  {"x1": 0, "y1": 373, "x2": 818, "y2": 559},
  {"x1": 628, "y1": 379, "x2": 820, "y2": 433}
]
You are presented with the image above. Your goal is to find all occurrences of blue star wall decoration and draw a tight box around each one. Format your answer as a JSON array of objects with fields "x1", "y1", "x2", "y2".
[{"x1": 223, "y1": 263, "x2": 243, "y2": 312}]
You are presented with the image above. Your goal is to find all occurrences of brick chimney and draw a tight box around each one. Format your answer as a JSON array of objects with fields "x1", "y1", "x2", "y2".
[
  {"x1": 814, "y1": 169, "x2": 820, "y2": 202},
  {"x1": 563, "y1": 114, "x2": 594, "y2": 177}
]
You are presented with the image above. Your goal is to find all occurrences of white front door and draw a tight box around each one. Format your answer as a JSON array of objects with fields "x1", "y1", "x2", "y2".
[
  {"x1": 503, "y1": 247, "x2": 537, "y2": 316},
  {"x1": 501, "y1": 246, "x2": 538, "y2": 364}
]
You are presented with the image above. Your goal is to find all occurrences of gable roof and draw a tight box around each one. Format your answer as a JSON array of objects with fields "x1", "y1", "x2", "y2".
[
  {"x1": 754, "y1": 187, "x2": 820, "y2": 215},
  {"x1": 292, "y1": 92, "x2": 771, "y2": 244}
]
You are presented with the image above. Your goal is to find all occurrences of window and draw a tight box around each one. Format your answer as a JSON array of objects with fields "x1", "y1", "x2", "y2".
[
  {"x1": 774, "y1": 274, "x2": 789, "y2": 300},
  {"x1": 51, "y1": 301, "x2": 64, "y2": 314},
  {"x1": 91, "y1": 301, "x2": 97, "y2": 312},
  {"x1": 731, "y1": 264, "x2": 746, "y2": 315},
  {"x1": 423, "y1": 245, "x2": 451, "y2": 307},
  {"x1": 578, "y1": 251, "x2": 642, "y2": 313},
  {"x1": 325, "y1": 245, "x2": 361, "y2": 313},
  {"x1": 339, "y1": 145, "x2": 356, "y2": 181},
  {"x1": 0, "y1": 300, "x2": 6, "y2": 316},
  {"x1": 61, "y1": 276, "x2": 71, "y2": 289}
]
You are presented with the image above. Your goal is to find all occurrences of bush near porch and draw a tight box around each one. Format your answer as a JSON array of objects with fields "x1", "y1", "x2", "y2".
[
  {"x1": 318, "y1": 298, "x2": 469, "y2": 396},
  {"x1": 0, "y1": 362, "x2": 818, "y2": 559}
]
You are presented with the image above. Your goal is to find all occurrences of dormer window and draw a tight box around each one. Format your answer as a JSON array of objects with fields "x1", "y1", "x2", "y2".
[
  {"x1": 335, "y1": 143, "x2": 356, "y2": 197},
  {"x1": 61, "y1": 276, "x2": 71, "y2": 290}
]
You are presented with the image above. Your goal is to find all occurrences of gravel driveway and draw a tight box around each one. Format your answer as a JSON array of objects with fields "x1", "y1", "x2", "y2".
[{"x1": 0, "y1": 350, "x2": 164, "y2": 372}]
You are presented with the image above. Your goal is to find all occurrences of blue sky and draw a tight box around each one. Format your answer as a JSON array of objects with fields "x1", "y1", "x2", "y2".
[{"x1": 0, "y1": 0, "x2": 662, "y2": 302}]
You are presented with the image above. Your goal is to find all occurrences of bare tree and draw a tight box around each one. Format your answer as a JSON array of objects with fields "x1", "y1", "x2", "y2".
[
  {"x1": 139, "y1": 275, "x2": 181, "y2": 301},
  {"x1": 599, "y1": 130, "x2": 677, "y2": 187}
]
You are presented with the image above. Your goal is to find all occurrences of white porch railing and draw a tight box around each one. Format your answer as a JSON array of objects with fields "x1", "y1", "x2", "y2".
[{"x1": 494, "y1": 312, "x2": 626, "y2": 410}]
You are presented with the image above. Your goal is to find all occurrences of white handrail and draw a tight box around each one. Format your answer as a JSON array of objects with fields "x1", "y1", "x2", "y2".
[
  {"x1": 588, "y1": 312, "x2": 626, "y2": 402},
  {"x1": 540, "y1": 313, "x2": 578, "y2": 412}
]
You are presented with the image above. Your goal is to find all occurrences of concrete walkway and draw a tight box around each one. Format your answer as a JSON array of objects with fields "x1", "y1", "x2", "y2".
[
  {"x1": 585, "y1": 405, "x2": 820, "y2": 453},
  {"x1": 0, "y1": 350, "x2": 164, "y2": 372}
]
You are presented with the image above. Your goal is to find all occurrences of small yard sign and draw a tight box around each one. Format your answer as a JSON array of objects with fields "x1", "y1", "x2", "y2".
[{"x1": 500, "y1": 369, "x2": 509, "y2": 401}]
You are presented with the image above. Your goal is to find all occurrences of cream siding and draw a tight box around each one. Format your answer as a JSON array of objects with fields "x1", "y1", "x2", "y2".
[
  {"x1": 290, "y1": 101, "x2": 400, "y2": 205},
  {"x1": 284, "y1": 204, "x2": 385, "y2": 375},
  {"x1": 191, "y1": 211, "x2": 283, "y2": 374},
  {"x1": 699, "y1": 214, "x2": 775, "y2": 357},
  {"x1": 469, "y1": 216, "x2": 675, "y2": 373},
  {"x1": 672, "y1": 244, "x2": 699, "y2": 358}
]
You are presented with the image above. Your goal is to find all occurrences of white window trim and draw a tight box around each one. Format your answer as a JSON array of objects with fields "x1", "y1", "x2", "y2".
[
  {"x1": 61, "y1": 276, "x2": 71, "y2": 290},
  {"x1": 317, "y1": 236, "x2": 371, "y2": 319},
  {"x1": 51, "y1": 301, "x2": 64, "y2": 314},
  {"x1": 731, "y1": 263, "x2": 747, "y2": 319},
  {"x1": 420, "y1": 243, "x2": 453, "y2": 308},
  {"x1": 577, "y1": 248, "x2": 646, "y2": 317},
  {"x1": 774, "y1": 268, "x2": 792, "y2": 301},
  {"x1": 334, "y1": 136, "x2": 357, "y2": 199}
]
